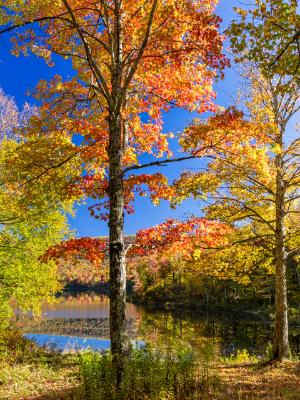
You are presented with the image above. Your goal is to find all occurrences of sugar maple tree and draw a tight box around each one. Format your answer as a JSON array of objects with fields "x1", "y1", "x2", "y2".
[
  {"x1": 0, "y1": 0, "x2": 228, "y2": 377},
  {"x1": 172, "y1": 70, "x2": 300, "y2": 360}
]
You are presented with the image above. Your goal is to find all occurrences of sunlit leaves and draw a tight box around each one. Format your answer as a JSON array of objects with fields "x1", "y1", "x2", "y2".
[
  {"x1": 0, "y1": 0, "x2": 229, "y2": 230},
  {"x1": 227, "y1": 0, "x2": 300, "y2": 79},
  {"x1": 0, "y1": 89, "x2": 81, "y2": 325},
  {"x1": 172, "y1": 71, "x2": 300, "y2": 285},
  {"x1": 130, "y1": 217, "x2": 231, "y2": 261},
  {"x1": 44, "y1": 237, "x2": 108, "y2": 267}
]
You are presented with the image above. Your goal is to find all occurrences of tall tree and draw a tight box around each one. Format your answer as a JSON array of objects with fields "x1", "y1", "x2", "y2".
[
  {"x1": 0, "y1": 0, "x2": 228, "y2": 379},
  {"x1": 0, "y1": 89, "x2": 81, "y2": 329},
  {"x1": 225, "y1": 1, "x2": 300, "y2": 360},
  {"x1": 172, "y1": 72, "x2": 300, "y2": 360}
]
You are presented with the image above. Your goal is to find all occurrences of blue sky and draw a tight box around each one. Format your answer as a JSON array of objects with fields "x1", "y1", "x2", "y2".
[{"x1": 0, "y1": 1, "x2": 241, "y2": 237}]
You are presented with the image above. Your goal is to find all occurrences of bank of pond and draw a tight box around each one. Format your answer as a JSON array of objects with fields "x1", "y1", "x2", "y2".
[
  {"x1": 14, "y1": 293, "x2": 300, "y2": 356},
  {"x1": 1, "y1": 292, "x2": 300, "y2": 400}
]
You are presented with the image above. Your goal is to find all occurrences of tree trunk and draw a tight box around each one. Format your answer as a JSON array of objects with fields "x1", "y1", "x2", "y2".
[
  {"x1": 108, "y1": 114, "x2": 129, "y2": 385},
  {"x1": 172, "y1": 271, "x2": 175, "y2": 292},
  {"x1": 273, "y1": 152, "x2": 290, "y2": 360},
  {"x1": 273, "y1": 247, "x2": 289, "y2": 360}
]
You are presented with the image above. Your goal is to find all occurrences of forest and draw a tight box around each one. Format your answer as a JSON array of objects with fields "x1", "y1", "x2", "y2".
[{"x1": 0, "y1": 0, "x2": 300, "y2": 399}]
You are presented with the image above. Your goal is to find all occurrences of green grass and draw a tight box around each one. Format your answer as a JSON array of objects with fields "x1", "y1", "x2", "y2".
[{"x1": 222, "y1": 349, "x2": 260, "y2": 365}]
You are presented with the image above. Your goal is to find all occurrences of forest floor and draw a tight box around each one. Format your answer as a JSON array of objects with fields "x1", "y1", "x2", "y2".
[
  {"x1": 1, "y1": 356, "x2": 300, "y2": 400},
  {"x1": 0, "y1": 353, "x2": 79, "y2": 400},
  {"x1": 219, "y1": 361, "x2": 300, "y2": 400}
]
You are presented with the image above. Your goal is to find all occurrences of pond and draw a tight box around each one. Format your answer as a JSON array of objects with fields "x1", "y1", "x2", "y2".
[{"x1": 17, "y1": 293, "x2": 300, "y2": 357}]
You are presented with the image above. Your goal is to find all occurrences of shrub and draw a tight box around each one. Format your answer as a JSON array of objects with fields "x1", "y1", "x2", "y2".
[
  {"x1": 0, "y1": 328, "x2": 36, "y2": 364},
  {"x1": 265, "y1": 342, "x2": 273, "y2": 361},
  {"x1": 78, "y1": 343, "x2": 220, "y2": 400},
  {"x1": 222, "y1": 348, "x2": 259, "y2": 365}
]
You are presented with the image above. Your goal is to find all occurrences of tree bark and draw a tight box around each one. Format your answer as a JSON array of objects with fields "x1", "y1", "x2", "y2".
[
  {"x1": 273, "y1": 151, "x2": 290, "y2": 360},
  {"x1": 108, "y1": 114, "x2": 129, "y2": 385}
]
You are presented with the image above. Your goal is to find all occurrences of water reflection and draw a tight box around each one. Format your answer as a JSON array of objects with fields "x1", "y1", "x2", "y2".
[
  {"x1": 138, "y1": 311, "x2": 272, "y2": 356},
  {"x1": 18, "y1": 293, "x2": 300, "y2": 356},
  {"x1": 24, "y1": 333, "x2": 144, "y2": 352},
  {"x1": 25, "y1": 333, "x2": 111, "y2": 351},
  {"x1": 41, "y1": 293, "x2": 141, "y2": 319}
]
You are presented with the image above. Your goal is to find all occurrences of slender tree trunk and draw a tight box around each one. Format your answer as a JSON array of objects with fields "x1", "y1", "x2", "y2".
[
  {"x1": 178, "y1": 271, "x2": 182, "y2": 294},
  {"x1": 172, "y1": 271, "x2": 175, "y2": 292},
  {"x1": 273, "y1": 151, "x2": 290, "y2": 360},
  {"x1": 108, "y1": 114, "x2": 129, "y2": 385}
]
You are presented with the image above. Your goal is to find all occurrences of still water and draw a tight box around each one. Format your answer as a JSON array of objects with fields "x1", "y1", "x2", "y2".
[{"x1": 18, "y1": 293, "x2": 300, "y2": 356}]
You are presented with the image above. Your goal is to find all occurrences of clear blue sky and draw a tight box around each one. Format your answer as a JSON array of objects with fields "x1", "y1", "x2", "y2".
[{"x1": 0, "y1": 1, "x2": 240, "y2": 237}]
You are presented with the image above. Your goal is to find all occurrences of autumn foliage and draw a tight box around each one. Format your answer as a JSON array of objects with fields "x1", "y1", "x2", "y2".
[
  {"x1": 44, "y1": 237, "x2": 108, "y2": 267},
  {"x1": 0, "y1": 0, "x2": 229, "y2": 226},
  {"x1": 131, "y1": 217, "x2": 231, "y2": 258}
]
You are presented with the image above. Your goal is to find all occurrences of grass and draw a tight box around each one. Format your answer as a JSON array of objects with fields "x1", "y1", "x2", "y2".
[
  {"x1": 0, "y1": 329, "x2": 78, "y2": 400},
  {"x1": 1, "y1": 330, "x2": 300, "y2": 400},
  {"x1": 1, "y1": 357, "x2": 300, "y2": 399},
  {"x1": 0, "y1": 360, "x2": 78, "y2": 400}
]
